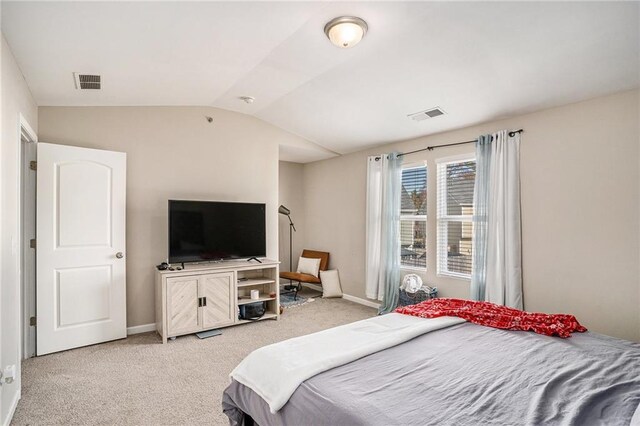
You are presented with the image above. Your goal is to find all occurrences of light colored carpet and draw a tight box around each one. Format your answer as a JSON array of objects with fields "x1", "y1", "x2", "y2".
[{"x1": 12, "y1": 293, "x2": 376, "y2": 425}]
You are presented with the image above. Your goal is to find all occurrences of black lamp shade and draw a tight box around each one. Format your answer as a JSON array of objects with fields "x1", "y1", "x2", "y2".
[{"x1": 278, "y1": 205, "x2": 291, "y2": 215}]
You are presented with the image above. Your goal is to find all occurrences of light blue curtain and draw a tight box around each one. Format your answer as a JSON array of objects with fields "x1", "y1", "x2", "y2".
[
  {"x1": 470, "y1": 131, "x2": 523, "y2": 308},
  {"x1": 470, "y1": 135, "x2": 492, "y2": 301},
  {"x1": 378, "y1": 152, "x2": 403, "y2": 314}
]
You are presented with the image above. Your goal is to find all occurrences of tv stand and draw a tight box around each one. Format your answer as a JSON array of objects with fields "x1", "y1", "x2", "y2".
[
  {"x1": 155, "y1": 259, "x2": 279, "y2": 344},
  {"x1": 247, "y1": 257, "x2": 262, "y2": 263}
]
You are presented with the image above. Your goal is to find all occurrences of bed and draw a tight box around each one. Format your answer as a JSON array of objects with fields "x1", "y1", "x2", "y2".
[{"x1": 223, "y1": 314, "x2": 640, "y2": 426}]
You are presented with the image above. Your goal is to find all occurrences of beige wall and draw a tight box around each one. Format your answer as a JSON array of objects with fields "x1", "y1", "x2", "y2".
[
  {"x1": 1, "y1": 35, "x2": 38, "y2": 424},
  {"x1": 302, "y1": 89, "x2": 640, "y2": 341},
  {"x1": 39, "y1": 107, "x2": 311, "y2": 328},
  {"x1": 278, "y1": 162, "x2": 305, "y2": 274}
]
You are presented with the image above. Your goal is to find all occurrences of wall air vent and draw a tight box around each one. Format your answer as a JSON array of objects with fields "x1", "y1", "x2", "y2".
[
  {"x1": 73, "y1": 73, "x2": 101, "y2": 90},
  {"x1": 408, "y1": 107, "x2": 445, "y2": 122}
]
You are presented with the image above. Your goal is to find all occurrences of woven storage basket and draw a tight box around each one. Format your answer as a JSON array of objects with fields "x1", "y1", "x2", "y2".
[{"x1": 398, "y1": 286, "x2": 438, "y2": 307}]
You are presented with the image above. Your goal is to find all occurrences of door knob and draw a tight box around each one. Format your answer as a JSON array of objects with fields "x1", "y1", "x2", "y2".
[{"x1": 115, "y1": 252, "x2": 124, "y2": 259}]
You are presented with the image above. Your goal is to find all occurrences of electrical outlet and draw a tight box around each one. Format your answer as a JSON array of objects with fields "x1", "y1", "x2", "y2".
[{"x1": 3, "y1": 365, "x2": 16, "y2": 384}]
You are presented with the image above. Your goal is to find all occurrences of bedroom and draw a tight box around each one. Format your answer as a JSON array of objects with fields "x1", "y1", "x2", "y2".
[{"x1": 0, "y1": 1, "x2": 638, "y2": 425}]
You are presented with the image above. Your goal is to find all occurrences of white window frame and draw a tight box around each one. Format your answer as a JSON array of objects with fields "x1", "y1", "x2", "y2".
[
  {"x1": 399, "y1": 162, "x2": 427, "y2": 271},
  {"x1": 436, "y1": 154, "x2": 476, "y2": 280}
]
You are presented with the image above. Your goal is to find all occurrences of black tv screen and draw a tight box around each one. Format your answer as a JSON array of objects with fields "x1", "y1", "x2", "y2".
[{"x1": 168, "y1": 200, "x2": 266, "y2": 263}]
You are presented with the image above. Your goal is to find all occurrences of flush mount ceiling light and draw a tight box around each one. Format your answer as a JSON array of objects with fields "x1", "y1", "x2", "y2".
[{"x1": 324, "y1": 16, "x2": 368, "y2": 48}]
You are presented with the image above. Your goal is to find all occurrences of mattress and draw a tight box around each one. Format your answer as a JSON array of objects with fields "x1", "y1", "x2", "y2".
[{"x1": 223, "y1": 322, "x2": 640, "y2": 426}]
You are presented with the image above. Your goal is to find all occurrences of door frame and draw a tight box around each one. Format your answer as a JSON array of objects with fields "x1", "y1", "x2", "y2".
[{"x1": 19, "y1": 115, "x2": 38, "y2": 360}]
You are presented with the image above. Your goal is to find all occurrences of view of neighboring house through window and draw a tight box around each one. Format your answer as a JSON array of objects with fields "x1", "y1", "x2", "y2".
[
  {"x1": 400, "y1": 165, "x2": 427, "y2": 269},
  {"x1": 437, "y1": 158, "x2": 476, "y2": 278}
]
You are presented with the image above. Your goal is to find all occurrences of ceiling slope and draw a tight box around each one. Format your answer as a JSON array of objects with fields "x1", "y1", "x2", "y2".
[{"x1": 2, "y1": 1, "x2": 638, "y2": 162}]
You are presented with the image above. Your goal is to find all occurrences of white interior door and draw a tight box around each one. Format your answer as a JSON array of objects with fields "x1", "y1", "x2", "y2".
[{"x1": 36, "y1": 143, "x2": 126, "y2": 355}]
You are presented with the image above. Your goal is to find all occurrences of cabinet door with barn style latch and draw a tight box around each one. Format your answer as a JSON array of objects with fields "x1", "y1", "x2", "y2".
[
  {"x1": 199, "y1": 272, "x2": 235, "y2": 329},
  {"x1": 166, "y1": 276, "x2": 200, "y2": 336}
]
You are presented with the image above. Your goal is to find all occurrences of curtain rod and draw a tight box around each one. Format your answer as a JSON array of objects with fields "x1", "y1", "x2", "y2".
[{"x1": 397, "y1": 129, "x2": 523, "y2": 158}]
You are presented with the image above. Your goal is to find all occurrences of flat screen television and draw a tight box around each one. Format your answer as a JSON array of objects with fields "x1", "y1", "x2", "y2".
[{"x1": 168, "y1": 200, "x2": 266, "y2": 263}]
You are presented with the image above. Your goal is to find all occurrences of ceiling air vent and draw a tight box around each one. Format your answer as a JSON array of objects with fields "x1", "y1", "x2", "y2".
[
  {"x1": 408, "y1": 107, "x2": 445, "y2": 122},
  {"x1": 73, "y1": 73, "x2": 101, "y2": 90}
]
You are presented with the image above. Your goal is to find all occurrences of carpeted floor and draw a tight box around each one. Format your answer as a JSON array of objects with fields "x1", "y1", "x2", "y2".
[{"x1": 11, "y1": 292, "x2": 375, "y2": 425}]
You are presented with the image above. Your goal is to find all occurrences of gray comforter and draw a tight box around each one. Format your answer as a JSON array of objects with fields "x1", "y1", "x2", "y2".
[{"x1": 222, "y1": 322, "x2": 640, "y2": 426}]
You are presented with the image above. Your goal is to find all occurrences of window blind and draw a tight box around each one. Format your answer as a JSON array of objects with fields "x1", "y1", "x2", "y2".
[
  {"x1": 437, "y1": 159, "x2": 476, "y2": 277},
  {"x1": 400, "y1": 166, "x2": 427, "y2": 269}
]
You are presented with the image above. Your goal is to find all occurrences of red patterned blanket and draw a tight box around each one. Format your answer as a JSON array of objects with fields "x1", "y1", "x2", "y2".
[{"x1": 395, "y1": 298, "x2": 587, "y2": 338}]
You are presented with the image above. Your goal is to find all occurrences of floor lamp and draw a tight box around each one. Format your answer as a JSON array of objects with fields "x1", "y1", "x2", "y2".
[{"x1": 278, "y1": 205, "x2": 296, "y2": 289}]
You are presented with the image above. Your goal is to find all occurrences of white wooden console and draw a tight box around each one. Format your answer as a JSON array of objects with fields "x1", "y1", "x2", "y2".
[{"x1": 155, "y1": 259, "x2": 279, "y2": 344}]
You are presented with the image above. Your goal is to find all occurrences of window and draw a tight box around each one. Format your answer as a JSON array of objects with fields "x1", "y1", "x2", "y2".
[
  {"x1": 437, "y1": 158, "x2": 476, "y2": 278},
  {"x1": 400, "y1": 165, "x2": 427, "y2": 269}
]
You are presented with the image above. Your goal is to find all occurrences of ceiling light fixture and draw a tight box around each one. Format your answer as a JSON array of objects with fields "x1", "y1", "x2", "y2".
[
  {"x1": 324, "y1": 16, "x2": 368, "y2": 49},
  {"x1": 239, "y1": 96, "x2": 255, "y2": 104}
]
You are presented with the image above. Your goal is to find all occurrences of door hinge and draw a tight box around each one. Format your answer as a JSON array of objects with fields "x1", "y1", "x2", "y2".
[
  {"x1": 29, "y1": 160, "x2": 37, "y2": 171},
  {"x1": 29, "y1": 316, "x2": 36, "y2": 327},
  {"x1": 30, "y1": 239, "x2": 36, "y2": 249}
]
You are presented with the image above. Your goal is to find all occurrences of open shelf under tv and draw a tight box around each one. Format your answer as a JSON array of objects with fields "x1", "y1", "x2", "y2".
[
  {"x1": 237, "y1": 312, "x2": 278, "y2": 325},
  {"x1": 238, "y1": 295, "x2": 277, "y2": 305},
  {"x1": 237, "y1": 278, "x2": 276, "y2": 288}
]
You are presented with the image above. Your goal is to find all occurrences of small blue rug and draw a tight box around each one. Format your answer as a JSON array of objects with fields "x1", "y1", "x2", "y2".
[{"x1": 279, "y1": 290, "x2": 313, "y2": 308}]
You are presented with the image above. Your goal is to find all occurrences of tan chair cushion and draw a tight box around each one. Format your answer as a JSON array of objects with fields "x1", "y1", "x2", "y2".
[
  {"x1": 296, "y1": 256, "x2": 321, "y2": 277},
  {"x1": 320, "y1": 270, "x2": 342, "y2": 298},
  {"x1": 301, "y1": 249, "x2": 330, "y2": 271},
  {"x1": 279, "y1": 271, "x2": 322, "y2": 284}
]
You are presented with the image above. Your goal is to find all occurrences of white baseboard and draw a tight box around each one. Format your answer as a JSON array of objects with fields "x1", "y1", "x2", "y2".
[
  {"x1": 299, "y1": 283, "x2": 380, "y2": 309},
  {"x1": 302, "y1": 283, "x2": 322, "y2": 292},
  {"x1": 124, "y1": 286, "x2": 378, "y2": 339},
  {"x1": 127, "y1": 323, "x2": 156, "y2": 335},
  {"x1": 342, "y1": 293, "x2": 380, "y2": 309},
  {"x1": 2, "y1": 387, "x2": 21, "y2": 426}
]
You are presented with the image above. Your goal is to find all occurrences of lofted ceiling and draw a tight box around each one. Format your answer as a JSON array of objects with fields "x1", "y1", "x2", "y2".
[{"x1": 2, "y1": 1, "x2": 639, "y2": 163}]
